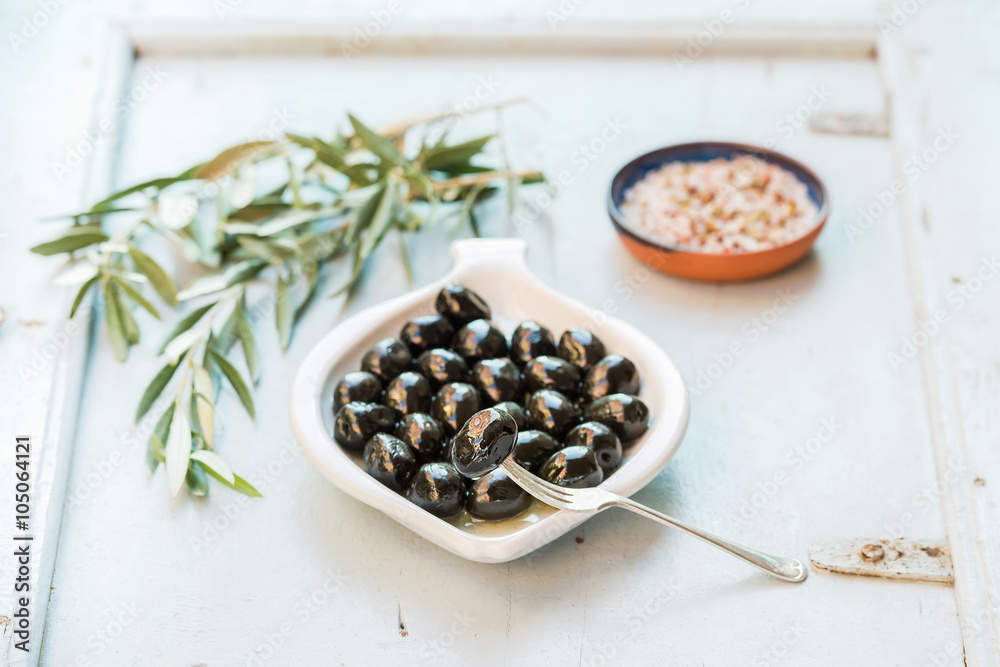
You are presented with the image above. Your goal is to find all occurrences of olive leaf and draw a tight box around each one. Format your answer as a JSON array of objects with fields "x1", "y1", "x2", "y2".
[
  {"x1": 348, "y1": 114, "x2": 408, "y2": 169},
  {"x1": 423, "y1": 135, "x2": 494, "y2": 172},
  {"x1": 275, "y1": 273, "x2": 294, "y2": 350},
  {"x1": 195, "y1": 141, "x2": 276, "y2": 182},
  {"x1": 128, "y1": 244, "x2": 178, "y2": 306},
  {"x1": 31, "y1": 227, "x2": 109, "y2": 256},
  {"x1": 192, "y1": 365, "x2": 215, "y2": 450},
  {"x1": 69, "y1": 276, "x2": 98, "y2": 319},
  {"x1": 88, "y1": 177, "x2": 183, "y2": 213},
  {"x1": 32, "y1": 102, "x2": 543, "y2": 500},
  {"x1": 102, "y1": 280, "x2": 130, "y2": 362},
  {"x1": 208, "y1": 348, "x2": 255, "y2": 419},
  {"x1": 235, "y1": 299, "x2": 260, "y2": 383},
  {"x1": 190, "y1": 449, "x2": 234, "y2": 484},
  {"x1": 166, "y1": 392, "x2": 193, "y2": 496},
  {"x1": 148, "y1": 404, "x2": 174, "y2": 473},
  {"x1": 111, "y1": 275, "x2": 161, "y2": 319},
  {"x1": 136, "y1": 360, "x2": 180, "y2": 420},
  {"x1": 160, "y1": 302, "x2": 215, "y2": 353},
  {"x1": 201, "y1": 467, "x2": 262, "y2": 498}
]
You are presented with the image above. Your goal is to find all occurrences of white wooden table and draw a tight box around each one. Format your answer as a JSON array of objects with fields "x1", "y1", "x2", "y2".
[{"x1": 2, "y1": 2, "x2": 998, "y2": 665}]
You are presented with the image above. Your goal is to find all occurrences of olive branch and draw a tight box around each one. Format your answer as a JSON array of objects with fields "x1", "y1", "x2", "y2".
[{"x1": 31, "y1": 100, "x2": 543, "y2": 499}]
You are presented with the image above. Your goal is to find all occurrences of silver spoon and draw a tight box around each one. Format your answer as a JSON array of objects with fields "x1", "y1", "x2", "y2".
[{"x1": 500, "y1": 458, "x2": 808, "y2": 583}]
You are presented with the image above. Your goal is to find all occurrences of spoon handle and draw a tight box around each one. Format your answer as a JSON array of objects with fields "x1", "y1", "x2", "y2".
[{"x1": 608, "y1": 497, "x2": 808, "y2": 583}]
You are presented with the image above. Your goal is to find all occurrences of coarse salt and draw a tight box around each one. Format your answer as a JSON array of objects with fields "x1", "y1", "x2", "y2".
[{"x1": 619, "y1": 156, "x2": 819, "y2": 253}]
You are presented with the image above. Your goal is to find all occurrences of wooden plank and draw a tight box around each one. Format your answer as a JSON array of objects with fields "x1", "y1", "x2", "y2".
[
  {"x1": 123, "y1": 20, "x2": 878, "y2": 59},
  {"x1": 878, "y1": 13, "x2": 1000, "y2": 664},
  {"x1": 0, "y1": 13, "x2": 134, "y2": 667},
  {"x1": 35, "y1": 51, "x2": 962, "y2": 665}
]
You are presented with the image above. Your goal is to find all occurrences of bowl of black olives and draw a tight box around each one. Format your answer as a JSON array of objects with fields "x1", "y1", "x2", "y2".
[{"x1": 290, "y1": 238, "x2": 689, "y2": 563}]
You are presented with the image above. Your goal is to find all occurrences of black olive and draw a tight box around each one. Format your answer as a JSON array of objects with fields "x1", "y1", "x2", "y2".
[
  {"x1": 435, "y1": 284, "x2": 491, "y2": 326},
  {"x1": 451, "y1": 408, "x2": 517, "y2": 478},
  {"x1": 333, "y1": 401, "x2": 397, "y2": 452},
  {"x1": 383, "y1": 371, "x2": 433, "y2": 417},
  {"x1": 431, "y1": 382, "x2": 482, "y2": 436},
  {"x1": 557, "y1": 327, "x2": 606, "y2": 372},
  {"x1": 581, "y1": 355, "x2": 640, "y2": 402},
  {"x1": 332, "y1": 371, "x2": 383, "y2": 413},
  {"x1": 466, "y1": 467, "x2": 532, "y2": 520},
  {"x1": 523, "y1": 355, "x2": 581, "y2": 396},
  {"x1": 471, "y1": 358, "x2": 524, "y2": 405},
  {"x1": 538, "y1": 445, "x2": 604, "y2": 488},
  {"x1": 452, "y1": 319, "x2": 508, "y2": 363},
  {"x1": 510, "y1": 320, "x2": 556, "y2": 366},
  {"x1": 564, "y1": 421, "x2": 622, "y2": 473},
  {"x1": 361, "y1": 337, "x2": 412, "y2": 381},
  {"x1": 395, "y1": 413, "x2": 445, "y2": 461},
  {"x1": 406, "y1": 462, "x2": 466, "y2": 518},
  {"x1": 511, "y1": 429, "x2": 560, "y2": 473},
  {"x1": 493, "y1": 401, "x2": 529, "y2": 431},
  {"x1": 400, "y1": 315, "x2": 455, "y2": 354},
  {"x1": 415, "y1": 348, "x2": 469, "y2": 388},
  {"x1": 583, "y1": 393, "x2": 650, "y2": 442},
  {"x1": 526, "y1": 389, "x2": 579, "y2": 439},
  {"x1": 364, "y1": 433, "x2": 417, "y2": 492}
]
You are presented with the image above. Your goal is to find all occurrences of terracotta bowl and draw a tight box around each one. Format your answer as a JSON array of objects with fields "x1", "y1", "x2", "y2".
[{"x1": 608, "y1": 142, "x2": 830, "y2": 282}]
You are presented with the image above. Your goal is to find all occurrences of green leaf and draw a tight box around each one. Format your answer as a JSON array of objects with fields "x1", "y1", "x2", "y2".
[
  {"x1": 230, "y1": 201, "x2": 291, "y2": 222},
  {"x1": 69, "y1": 275, "x2": 98, "y2": 319},
  {"x1": 294, "y1": 263, "x2": 320, "y2": 324},
  {"x1": 128, "y1": 244, "x2": 178, "y2": 307},
  {"x1": 159, "y1": 302, "x2": 214, "y2": 354},
  {"x1": 102, "y1": 281, "x2": 129, "y2": 362},
  {"x1": 255, "y1": 207, "x2": 340, "y2": 237},
  {"x1": 176, "y1": 275, "x2": 227, "y2": 302},
  {"x1": 397, "y1": 229, "x2": 414, "y2": 283},
  {"x1": 42, "y1": 207, "x2": 135, "y2": 222},
  {"x1": 111, "y1": 275, "x2": 160, "y2": 320},
  {"x1": 31, "y1": 227, "x2": 109, "y2": 256},
  {"x1": 201, "y1": 466, "x2": 262, "y2": 498},
  {"x1": 148, "y1": 404, "x2": 174, "y2": 473},
  {"x1": 237, "y1": 300, "x2": 260, "y2": 383},
  {"x1": 237, "y1": 236, "x2": 292, "y2": 260},
  {"x1": 89, "y1": 177, "x2": 183, "y2": 212},
  {"x1": 117, "y1": 292, "x2": 140, "y2": 344},
  {"x1": 348, "y1": 114, "x2": 407, "y2": 168},
  {"x1": 424, "y1": 135, "x2": 494, "y2": 171},
  {"x1": 224, "y1": 258, "x2": 269, "y2": 287},
  {"x1": 166, "y1": 395, "x2": 192, "y2": 496},
  {"x1": 136, "y1": 360, "x2": 180, "y2": 420},
  {"x1": 288, "y1": 132, "x2": 378, "y2": 186},
  {"x1": 194, "y1": 141, "x2": 276, "y2": 182},
  {"x1": 359, "y1": 178, "x2": 397, "y2": 259},
  {"x1": 345, "y1": 182, "x2": 387, "y2": 247},
  {"x1": 459, "y1": 183, "x2": 486, "y2": 237},
  {"x1": 208, "y1": 348, "x2": 256, "y2": 419},
  {"x1": 149, "y1": 433, "x2": 167, "y2": 470},
  {"x1": 215, "y1": 302, "x2": 242, "y2": 354},
  {"x1": 276, "y1": 274, "x2": 294, "y2": 350},
  {"x1": 190, "y1": 449, "x2": 235, "y2": 484},
  {"x1": 192, "y1": 365, "x2": 215, "y2": 450},
  {"x1": 185, "y1": 461, "x2": 209, "y2": 496}
]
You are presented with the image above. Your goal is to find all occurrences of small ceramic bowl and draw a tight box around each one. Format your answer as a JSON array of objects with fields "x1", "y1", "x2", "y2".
[
  {"x1": 608, "y1": 142, "x2": 830, "y2": 282},
  {"x1": 289, "y1": 238, "x2": 689, "y2": 563}
]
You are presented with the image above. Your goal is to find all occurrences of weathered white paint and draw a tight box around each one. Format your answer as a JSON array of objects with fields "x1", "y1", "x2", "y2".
[
  {"x1": 0, "y1": 14, "x2": 133, "y2": 667},
  {"x1": 2, "y1": 2, "x2": 997, "y2": 666}
]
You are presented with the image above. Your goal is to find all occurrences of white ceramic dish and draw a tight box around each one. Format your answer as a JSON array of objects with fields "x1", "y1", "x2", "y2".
[{"x1": 289, "y1": 238, "x2": 689, "y2": 563}]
